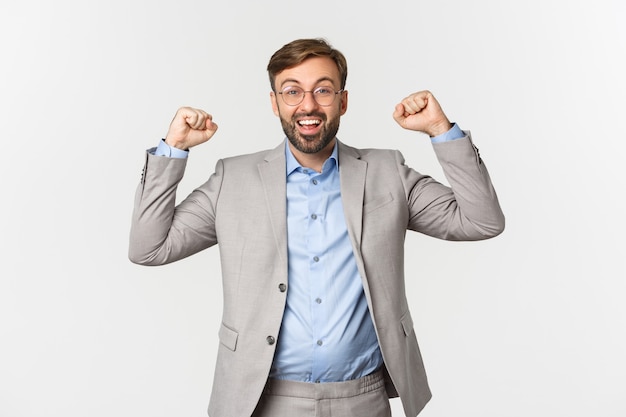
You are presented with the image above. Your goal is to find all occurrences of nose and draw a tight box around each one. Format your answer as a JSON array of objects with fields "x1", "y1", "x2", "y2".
[{"x1": 298, "y1": 91, "x2": 319, "y2": 112}]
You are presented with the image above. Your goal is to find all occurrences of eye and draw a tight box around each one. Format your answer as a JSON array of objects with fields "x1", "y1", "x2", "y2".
[
  {"x1": 315, "y1": 87, "x2": 333, "y2": 95},
  {"x1": 282, "y1": 87, "x2": 302, "y2": 96}
]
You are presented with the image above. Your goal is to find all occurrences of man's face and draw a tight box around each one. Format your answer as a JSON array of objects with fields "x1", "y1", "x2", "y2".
[{"x1": 271, "y1": 56, "x2": 348, "y2": 155}]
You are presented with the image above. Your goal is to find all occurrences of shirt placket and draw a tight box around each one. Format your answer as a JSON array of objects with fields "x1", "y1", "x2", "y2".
[{"x1": 306, "y1": 169, "x2": 329, "y2": 383}]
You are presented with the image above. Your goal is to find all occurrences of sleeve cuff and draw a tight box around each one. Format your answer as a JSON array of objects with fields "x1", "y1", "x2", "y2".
[
  {"x1": 430, "y1": 123, "x2": 464, "y2": 143},
  {"x1": 151, "y1": 138, "x2": 189, "y2": 159}
]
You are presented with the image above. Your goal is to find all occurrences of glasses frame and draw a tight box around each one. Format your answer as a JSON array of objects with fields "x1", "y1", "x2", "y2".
[{"x1": 277, "y1": 86, "x2": 344, "y2": 107}]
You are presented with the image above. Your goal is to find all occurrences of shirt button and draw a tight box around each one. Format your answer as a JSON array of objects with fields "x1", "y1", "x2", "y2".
[
  {"x1": 313, "y1": 256, "x2": 319, "y2": 262},
  {"x1": 278, "y1": 283, "x2": 287, "y2": 292},
  {"x1": 311, "y1": 214, "x2": 317, "y2": 220},
  {"x1": 266, "y1": 336, "x2": 276, "y2": 345},
  {"x1": 317, "y1": 340, "x2": 323, "y2": 346},
  {"x1": 312, "y1": 179, "x2": 318, "y2": 185},
  {"x1": 315, "y1": 298, "x2": 322, "y2": 304}
]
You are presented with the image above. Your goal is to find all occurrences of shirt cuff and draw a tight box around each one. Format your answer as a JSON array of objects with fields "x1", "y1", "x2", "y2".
[
  {"x1": 430, "y1": 123, "x2": 464, "y2": 143},
  {"x1": 151, "y1": 138, "x2": 189, "y2": 159}
]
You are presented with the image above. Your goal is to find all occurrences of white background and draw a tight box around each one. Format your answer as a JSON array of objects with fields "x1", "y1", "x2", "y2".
[{"x1": 1, "y1": 0, "x2": 625, "y2": 416}]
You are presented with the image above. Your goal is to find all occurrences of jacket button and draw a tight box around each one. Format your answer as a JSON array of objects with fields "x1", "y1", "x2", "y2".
[
  {"x1": 278, "y1": 283, "x2": 287, "y2": 292},
  {"x1": 266, "y1": 336, "x2": 276, "y2": 345}
]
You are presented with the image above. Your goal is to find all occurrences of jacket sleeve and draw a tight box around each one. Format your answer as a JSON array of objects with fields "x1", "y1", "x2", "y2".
[
  {"x1": 128, "y1": 152, "x2": 223, "y2": 265},
  {"x1": 400, "y1": 132, "x2": 505, "y2": 240}
]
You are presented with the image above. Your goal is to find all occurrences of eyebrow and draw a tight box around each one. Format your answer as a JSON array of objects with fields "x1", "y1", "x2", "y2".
[{"x1": 279, "y1": 76, "x2": 336, "y2": 89}]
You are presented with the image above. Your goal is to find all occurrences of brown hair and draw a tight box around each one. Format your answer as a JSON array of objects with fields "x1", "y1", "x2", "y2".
[{"x1": 267, "y1": 38, "x2": 348, "y2": 91}]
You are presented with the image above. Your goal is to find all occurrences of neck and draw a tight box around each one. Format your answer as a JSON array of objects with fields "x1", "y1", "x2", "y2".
[{"x1": 289, "y1": 139, "x2": 336, "y2": 172}]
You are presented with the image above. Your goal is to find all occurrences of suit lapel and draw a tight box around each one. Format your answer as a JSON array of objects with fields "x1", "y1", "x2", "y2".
[
  {"x1": 258, "y1": 141, "x2": 288, "y2": 265},
  {"x1": 338, "y1": 141, "x2": 367, "y2": 250}
]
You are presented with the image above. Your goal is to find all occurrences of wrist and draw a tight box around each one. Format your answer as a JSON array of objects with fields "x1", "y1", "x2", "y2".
[
  {"x1": 430, "y1": 123, "x2": 464, "y2": 143},
  {"x1": 428, "y1": 120, "x2": 452, "y2": 137},
  {"x1": 164, "y1": 136, "x2": 189, "y2": 151}
]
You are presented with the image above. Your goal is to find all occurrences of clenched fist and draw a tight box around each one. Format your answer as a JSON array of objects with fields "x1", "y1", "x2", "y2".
[
  {"x1": 165, "y1": 107, "x2": 219, "y2": 150},
  {"x1": 392, "y1": 90, "x2": 452, "y2": 137}
]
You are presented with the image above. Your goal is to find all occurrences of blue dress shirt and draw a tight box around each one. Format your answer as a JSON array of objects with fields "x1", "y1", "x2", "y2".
[
  {"x1": 152, "y1": 124, "x2": 464, "y2": 382},
  {"x1": 269, "y1": 142, "x2": 383, "y2": 382}
]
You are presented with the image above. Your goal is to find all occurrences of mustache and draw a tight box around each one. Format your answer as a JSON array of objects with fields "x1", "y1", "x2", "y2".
[{"x1": 292, "y1": 111, "x2": 326, "y2": 121}]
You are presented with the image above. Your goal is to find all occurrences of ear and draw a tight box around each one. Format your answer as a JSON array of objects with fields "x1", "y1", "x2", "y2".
[
  {"x1": 270, "y1": 91, "x2": 280, "y2": 117},
  {"x1": 339, "y1": 90, "x2": 348, "y2": 116}
]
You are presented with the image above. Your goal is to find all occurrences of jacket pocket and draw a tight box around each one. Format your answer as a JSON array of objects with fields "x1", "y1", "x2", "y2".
[
  {"x1": 218, "y1": 323, "x2": 239, "y2": 351},
  {"x1": 363, "y1": 192, "x2": 394, "y2": 214},
  {"x1": 400, "y1": 311, "x2": 415, "y2": 337}
]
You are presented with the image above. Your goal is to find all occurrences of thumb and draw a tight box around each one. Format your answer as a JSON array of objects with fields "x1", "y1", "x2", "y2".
[
  {"x1": 205, "y1": 118, "x2": 218, "y2": 132},
  {"x1": 392, "y1": 103, "x2": 407, "y2": 125},
  {"x1": 203, "y1": 118, "x2": 219, "y2": 140}
]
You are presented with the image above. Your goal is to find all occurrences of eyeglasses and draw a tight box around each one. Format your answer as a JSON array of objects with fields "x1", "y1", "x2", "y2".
[{"x1": 277, "y1": 86, "x2": 344, "y2": 106}]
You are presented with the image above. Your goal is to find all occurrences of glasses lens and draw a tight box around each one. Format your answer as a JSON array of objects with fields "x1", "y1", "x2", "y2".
[
  {"x1": 281, "y1": 87, "x2": 304, "y2": 105},
  {"x1": 313, "y1": 87, "x2": 336, "y2": 106}
]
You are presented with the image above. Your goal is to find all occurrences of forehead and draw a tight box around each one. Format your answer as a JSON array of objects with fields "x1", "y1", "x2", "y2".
[{"x1": 275, "y1": 56, "x2": 341, "y2": 88}]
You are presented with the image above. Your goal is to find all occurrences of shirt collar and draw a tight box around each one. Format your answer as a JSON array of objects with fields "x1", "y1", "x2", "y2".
[{"x1": 285, "y1": 139, "x2": 339, "y2": 176}]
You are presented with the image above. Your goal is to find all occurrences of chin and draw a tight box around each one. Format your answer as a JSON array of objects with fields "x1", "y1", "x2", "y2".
[{"x1": 290, "y1": 135, "x2": 332, "y2": 154}]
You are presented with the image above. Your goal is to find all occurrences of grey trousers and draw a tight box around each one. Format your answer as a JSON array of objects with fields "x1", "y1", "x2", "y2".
[{"x1": 251, "y1": 369, "x2": 392, "y2": 417}]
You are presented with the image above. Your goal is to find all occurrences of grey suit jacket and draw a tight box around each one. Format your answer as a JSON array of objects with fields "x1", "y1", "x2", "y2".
[{"x1": 129, "y1": 134, "x2": 504, "y2": 417}]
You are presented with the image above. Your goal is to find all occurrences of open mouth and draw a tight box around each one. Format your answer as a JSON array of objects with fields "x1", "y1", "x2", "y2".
[
  {"x1": 296, "y1": 118, "x2": 323, "y2": 136},
  {"x1": 298, "y1": 119, "x2": 322, "y2": 127}
]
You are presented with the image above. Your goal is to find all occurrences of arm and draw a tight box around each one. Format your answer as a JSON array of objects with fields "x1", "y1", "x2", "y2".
[
  {"x1": 393, "y1": 91, "x2": 505, "y2": 240},
  {"x1": 128, "y1": 107, "x2": 221, "y2": 265}
]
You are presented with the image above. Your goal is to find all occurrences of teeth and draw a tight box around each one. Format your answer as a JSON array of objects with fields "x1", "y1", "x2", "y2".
[{"x1": 299, "y1": 119, "x2": 321, "y2": 126}]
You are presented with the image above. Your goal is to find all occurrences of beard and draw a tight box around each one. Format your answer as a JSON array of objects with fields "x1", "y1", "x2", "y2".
[{"x1": 280, "y1": 111, "x2": 340, "y2": 154}]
